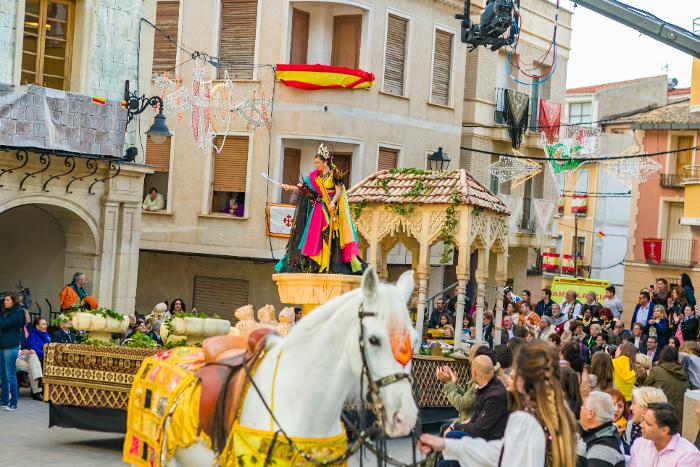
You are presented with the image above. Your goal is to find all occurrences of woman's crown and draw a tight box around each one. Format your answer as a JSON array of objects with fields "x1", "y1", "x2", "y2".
[{"x1": 317, "y1": 142, "x2": 330, "y2": 160}]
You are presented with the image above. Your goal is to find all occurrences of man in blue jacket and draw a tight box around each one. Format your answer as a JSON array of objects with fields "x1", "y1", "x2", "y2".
[
  {"x1": 632, "y1": 291, "x2": 653, "y2": 327},
  {"x1": 0, "y1": 292, "x2": 26, "y2": 411}
]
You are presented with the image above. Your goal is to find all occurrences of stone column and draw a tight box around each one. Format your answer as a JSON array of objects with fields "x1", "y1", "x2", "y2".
[
  {"x1": 414, "y1": 266, "x2": 430, "y2": 342},
  {"x1": 474, "y1": 248, "x2": 490, "y2": 345},
  {"x1": 112, "y1": 201, "x2": 141, "y2": 313},
  {"x1": 95, "y1": 199, "x2": 121, "y2": 308},
  {"x1": 453, "y1": 243, "x2": 470, "y2": 349}
]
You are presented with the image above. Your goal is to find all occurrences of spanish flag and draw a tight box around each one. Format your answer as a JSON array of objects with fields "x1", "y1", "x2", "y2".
[
  {"x1": 597, "y1": 231, "x2": 606, "y2": 237},
  {"x1": 276, "y1": 64, "x2": 375, "y2": 90},
  {"x1": 91, "y1": 96, "x2": 107, "y2": 105}
]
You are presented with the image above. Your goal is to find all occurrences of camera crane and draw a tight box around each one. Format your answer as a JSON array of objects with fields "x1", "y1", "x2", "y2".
[{"x1": 458, "y1": 0, "x2": 700, "y2": 59}]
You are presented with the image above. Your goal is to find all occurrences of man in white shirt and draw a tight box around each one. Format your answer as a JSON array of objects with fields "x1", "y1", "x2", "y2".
[
  {"x1": 603, "y1": 285, "x2": 623, "y2": 319},
  {"x1": 562, "y1": 290, "x2": 583, "y2": 320},
  {"x1": 142, "y1": 187, "x2": 165, "y2": 212}
]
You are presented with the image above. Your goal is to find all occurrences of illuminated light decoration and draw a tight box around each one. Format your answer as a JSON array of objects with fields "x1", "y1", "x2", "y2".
[
  {"x1": 275, "y1": 64, "x2": 375, "y2": 90},
  {"x1": 562, "y1": 126, "x2": 601, "y2": 157},
  {"x1": 154, "y1": 72, "x2": 190, "y2": 122},
  {"x1": 546, "y1": 141, "x2": 585, "y2": 173},
  {"x1": 209, "y1": 71, "x2": 235, "y2": 154},
  {"x1": 91, "y1": 96, "x2": 107, "y2": 105},
  {"x1": 232, "y1": 90, "x2": 272, "y2": 130},
  {"x1": 488, "y1": 152, "x2": 542, "y2": 187},
  {"x1": 600, "y1": 145, "x2": 661, "y2": 188},
  {"x1": 542, "y1": 252, "x2": 560, "y2": 271},
  {"x1": 191, "y1": 64, "x2": 213, "y2": 152}
]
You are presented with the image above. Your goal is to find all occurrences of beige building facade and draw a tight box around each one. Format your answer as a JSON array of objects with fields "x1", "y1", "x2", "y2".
[{"x1": 136, "y1": 0, "x2": 469, "y2": 317}]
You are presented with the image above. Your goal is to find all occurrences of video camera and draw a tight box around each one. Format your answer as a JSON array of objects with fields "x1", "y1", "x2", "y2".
[{"x1": 456, "y1": 0, "x2": 519, "y2": 52}]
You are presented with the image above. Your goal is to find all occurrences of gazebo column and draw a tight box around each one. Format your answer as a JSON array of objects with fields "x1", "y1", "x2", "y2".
[
  {"x1": 413, "y1": 240, "x2": 431, "y2": 341},
  {"x1": 453, "y1": 246, "x2": 470, "y2": 349},
  {"x1": 475, "y1": 248, "x2": 490, "y2": 345},
  {"x1": 379, "y1": 237, "x2": 398, "y2": 280},
  {"x1": 494, "y1": 252, "x2": 508, "y2": 345}
]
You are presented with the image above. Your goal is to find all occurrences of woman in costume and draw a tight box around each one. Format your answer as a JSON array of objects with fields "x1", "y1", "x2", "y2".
[{"x1": 276, "y1": 143, "x2": 363, "y2": 274}]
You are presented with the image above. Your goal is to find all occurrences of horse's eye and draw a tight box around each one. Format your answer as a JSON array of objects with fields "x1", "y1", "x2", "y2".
[{"x1": 368, "y1": 336, "x2": 381, "y2": 346}]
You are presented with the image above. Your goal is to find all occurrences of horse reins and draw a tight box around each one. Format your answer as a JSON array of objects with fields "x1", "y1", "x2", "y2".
[{"x1": 239, "y1": 302, "x2": 427, "y2": 466}]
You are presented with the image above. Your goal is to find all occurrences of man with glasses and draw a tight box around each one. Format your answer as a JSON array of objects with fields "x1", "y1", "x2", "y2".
[{"x1": 609, "y1": 320, "x2": 632, "y2": 346}]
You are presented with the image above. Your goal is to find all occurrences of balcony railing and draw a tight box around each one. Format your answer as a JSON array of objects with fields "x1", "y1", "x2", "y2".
[
  {"x1": 683, "y1": 165, "x2": 700, "y2": 182},
  {"x1": 660, "y1": 173, "x2": 685, "y2": 188},
  {"x1": 494, "y1": 87, "x2": 506, "y2": 124},
  {"x1": 661, "y1": 238, "x2": 696, "y2": 266}
]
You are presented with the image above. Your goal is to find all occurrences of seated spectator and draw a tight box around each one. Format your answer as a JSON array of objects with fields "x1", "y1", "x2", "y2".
[
  {"x1": 428, "y1": 298, "x2": 449, "y2": 329},
  {"x1": 549, "y1": 303, "x2": 568, "y2": 336},
  {"x1": 679, "y1": 341, "x2": 700, "y2": 390},
  {"x1": 537, "y1": 316, "x2": 556, "y2": 341},
  {"x1": 581, "y1": 308, "x2": 602, "y2": 335},
  {"x1": 142, "y1": 187, "x2": 165, "y2": 212},
  {"x1": 15, "y1": 348, "x2": 43, "y2": 401},
  {"x1": 436, "y1": 344, "x2": 481, "y2": 424},
  {"x1": 630, "y1": 402, "x2": 700, "y2": 466},
  {"x1": 643, "y1": 346, "x2": 689, "y2": 420},
  {"x1": 26, "y1": 317, "x2": 51, "y2": 364},
  {"x1": 610, "y1": 319, "x2": 632, "y2": 346},
  {"x1": 680, "y1": 305, "x2": 699, "y2": 343},
  {"x1": 577, "y1": 391, "x2": 625, "y2": 467},
  {"x1": 548, "y1": 332, "x2": 561, "y2": 347},
  {"x1": 626, "y1": 387, "x2": 667, "y2": 450},
  {"x1": 667, "y1": 336, "x2": 681, "y2": 350},
  {"x1": 482, "y1": 311, "x2": 494, "y2": 347},
  {"x1": 606, "y1": 388, "x2": 630, "y2": 437},
  {"x1": 535, "y1": 287, "x2": 553, "y2": 317},
  {"x1": 521, "y1": 301, "x2": 541, "y2": 332},
  {"x1": 451, "y1": 355, "x2": 509, "y2": 440},
  {"x1": 652, "y1": 278, "x2": 671, "y2": 306},
  {"x1": 148, "y1": 320, "x2": 163, "y2": 345},
  {"x1": 612, "y1": 342, "x2": 637, "y2": 402},
  {"x1": 629, "y1": 322, "x2": 647, "y2": 351},
  {"x1": 634, "y1": 353, "x2": 653, "y2": 387},
  {"x1": 51, "y1": 316, "x2": 77, "y2": 344},
  {"x1": 222, "y1": 193, "x2": 244, "y2": 217},
  {"x1": 581, "y1": 351, "x2": 613, "y2": 398},
  {"x1": 493, "y1": 344, "x2": 513, "y2": 387},
  {"x1": 640, "y1": 335, "x2": 660, "y2": 363},
  {"x1": 599, "y1": 307, "x2": 616, "y2": 335},
  {"x1": 442, "y1": 324, "x2": 455, "y2": 339},
  {"x1": 500, "y1": 315, "x2": 517, "y2": 344},
  {"x1": 583, "y1": 324, "x2": 603, "y2": 352},
  {"x1": 582, "y1": 291, "x2": 603, "y2": 318}
]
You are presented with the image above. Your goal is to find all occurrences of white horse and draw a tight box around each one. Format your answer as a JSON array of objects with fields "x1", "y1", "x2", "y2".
[{"x1": 170, "y1": 267, "x2": 419, "y2": 466}]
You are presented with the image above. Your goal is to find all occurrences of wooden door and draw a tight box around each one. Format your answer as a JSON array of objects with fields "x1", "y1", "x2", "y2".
[
  {"x1": 675, "y1": 136, "x2": 694, "y2": 175},
  {"x1": 333, "y1": 153, "x2": 352, "y2": 188},
  {"x1": 281, "y1": 148, "x2": 301, "y2": 204},
  {"x1": 290, "y1": 8, "x2": 309, "y2": 64},
  {"x1": 331, "y1": 15, "x2": 361, "y2": 69}
]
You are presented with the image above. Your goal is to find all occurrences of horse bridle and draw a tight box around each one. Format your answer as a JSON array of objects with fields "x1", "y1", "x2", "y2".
[{"x1": 357, "y1": 303, "x2": 413, "y2": 432}]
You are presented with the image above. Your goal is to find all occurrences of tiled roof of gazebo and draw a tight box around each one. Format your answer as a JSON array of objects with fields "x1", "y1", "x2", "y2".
[{"x1": 347, "y1": 169, "x2": 509, "y2": 214}]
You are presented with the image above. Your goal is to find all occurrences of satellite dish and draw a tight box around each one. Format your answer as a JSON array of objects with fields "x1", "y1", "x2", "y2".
[{"x1": 668, "y1": 77, "x2": 679, "y2": 88}]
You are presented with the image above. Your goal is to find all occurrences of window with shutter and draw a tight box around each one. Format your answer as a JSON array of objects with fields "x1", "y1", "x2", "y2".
[
  {"x1": 281, "y1": 148, "x2": 301, "y2": 204},
  {"x1": 192, "y1": 275, "x2": 249, "y2": 322},
  {"x1": 430, "y1": 29, "x2": 453, "y2": 106},
  {"x1": 383, "y1": 14, "x2": 408, "y2": 95},
  {"x1": 146, "y1": 136, "x2": 171, "y2": 172},
  {"x1": 377, "y1": 147, "x2": 398, "y2": 171},
  {"x1": 211, "y1": 136, "x2": 249, "y2": 214},
  {"x1": 290, "y1": 8, "x2": 310, "y2": 64},
  {"x1": 333, "y1": 153, "x2": 352, "y2": 187},
  {"x1": 152, "y1": 0, "x2": 180, "y2": 75},
  {"x1": 219, "y1": 0, "x2": 258, "y2": 79}
]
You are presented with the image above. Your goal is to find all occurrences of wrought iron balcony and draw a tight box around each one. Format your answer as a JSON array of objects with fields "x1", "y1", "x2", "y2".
[
  {"x1": 661, "y1": 237, "x2": 696, "y2": 266},
  {"x1": 660, "y1": 173, "x2": 684, "y2": 188},
  {"x1": 683, "y1": 165, "x2": 700, "y2": 182}
]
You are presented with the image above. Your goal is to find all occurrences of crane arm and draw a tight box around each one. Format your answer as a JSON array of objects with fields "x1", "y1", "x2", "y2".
[{"x1": 573, "y1": 0, "x2": 700, "y2": 58}]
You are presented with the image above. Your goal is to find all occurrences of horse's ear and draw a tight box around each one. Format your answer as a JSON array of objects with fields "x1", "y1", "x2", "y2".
[
  {"x1": 396, "y1": 270, "x2": 414, "y2": 304},
  {"x1": 362, "y1": 266, "x2": 379, "y2": 302}
]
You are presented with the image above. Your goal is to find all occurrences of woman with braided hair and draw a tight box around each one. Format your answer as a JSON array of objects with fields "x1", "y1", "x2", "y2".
[{"x1": 418, "y1": 341, "x2": 578, "y2": 466}]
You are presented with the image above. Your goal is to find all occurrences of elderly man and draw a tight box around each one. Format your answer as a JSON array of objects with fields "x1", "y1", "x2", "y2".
[
  {"x1": 449, "y1": 355, "x2": 509, "y2": 441},
  {"x1": 630, "y1": 402, "x2": 700, "y2": 466},
  {"x1": 562, "y1": 290, "x2": 583, "y2": 320},
  {"x1": 142, "y1": 186, "x2": 165, "y2": 212},
  {"x1": 59, "y1": 272, "x2": 98, "y2": 311},
  {"x1": 577, "y1": 391, "x2": 626, "y2": 467},
  {"x1": 609, "y1": 320, "x2": 632, "y2": 346},
  {"x1": 582, "y1": 291, "x2": 603, "y2": 318},
  {"x1": 537, "y1": 316, "x2": 556, "y2": 341},
  {"x1": 500, "y1": 315, "x2": 520, "y2": 344},
  {"x1": 550, "y1": 303, "x2": 568, "y2": 335}
]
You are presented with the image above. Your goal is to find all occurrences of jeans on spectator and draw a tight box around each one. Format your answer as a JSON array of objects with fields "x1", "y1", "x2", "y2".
[
  {"x1": 0, "y1": 347, "x2": 19, "y2": 407},
  {"x1": 437, "y1": 430, "x2": 474, "y2": 467}
]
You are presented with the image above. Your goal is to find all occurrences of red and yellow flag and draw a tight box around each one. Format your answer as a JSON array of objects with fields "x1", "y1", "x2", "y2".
[
  {"x1": 275, "y1": 64, "x2": 375, "y2": 90},
  {"x1": 91, "y1": 96, "x2": 107, "y2": 105}
]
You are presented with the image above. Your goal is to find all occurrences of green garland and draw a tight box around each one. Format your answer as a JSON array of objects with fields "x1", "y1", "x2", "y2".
[
  {"x1": 439, "y1": 192, "x2": 461, "y2": 265},
  {"x1": 123, "y1": 331, "x2": 158, "y2": 349},
  {"x1": 392, "y1": 203, "x2": 416, "y2": 217},
  {"x1": 351, "y1": 199, "x2": 368, "y2": 220}
]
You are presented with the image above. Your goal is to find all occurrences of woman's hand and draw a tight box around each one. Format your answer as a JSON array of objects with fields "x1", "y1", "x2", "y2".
[
  {"x1": 329, "y1": 201, "x2": 336, "y2": 211},
  {"x1": 417, "y1": 434, "x2": 446, "y2": 454},
  {"x1": 281, "y1": 184, "x2": 295, "y2": 192}
]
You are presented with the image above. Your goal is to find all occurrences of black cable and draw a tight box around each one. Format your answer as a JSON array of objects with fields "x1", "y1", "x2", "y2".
[
  {"x1": 266, "y1": 67, "x2": 278, "y2": 262},
  {"x1": 461, "y1": 145, "x2": 698, "y2": 162}
]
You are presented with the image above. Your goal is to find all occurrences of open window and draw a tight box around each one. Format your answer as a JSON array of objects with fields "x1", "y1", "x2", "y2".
[
  {"x1": 143, "y1": 136, "x2": 172, "y2": 211},
  {"x1": 211, "y1": 136, "x2": 249, "y2": 216},
  {"x1": 288, "y1": 2, "x2": 367, "y2": 69},
  {"x1": 20, "y1": 0, "x2": 75, "y2": 90}
]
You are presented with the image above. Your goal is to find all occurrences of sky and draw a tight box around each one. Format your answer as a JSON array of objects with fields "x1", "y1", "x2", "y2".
[{"x1": 562, "y1": 0, "x2": 699, "y2": 89}]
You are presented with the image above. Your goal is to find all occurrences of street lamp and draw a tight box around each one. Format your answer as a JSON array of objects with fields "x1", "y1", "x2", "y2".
[
  {"x1": 123, "y1": 80, "x2": 173, "y2": 144},
  {"x1": 428, "y1": 147, "x2": 451, "y2": 171}
]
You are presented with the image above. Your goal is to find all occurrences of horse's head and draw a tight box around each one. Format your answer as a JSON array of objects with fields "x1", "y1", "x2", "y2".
[{"x1": 352, "y1": 266, "x2": 418, "y2": 438}]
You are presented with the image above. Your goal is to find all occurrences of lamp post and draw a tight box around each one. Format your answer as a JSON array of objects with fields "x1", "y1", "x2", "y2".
[
  {"x1": 428, "y1": 147, "x2": 451, "y2": 171},
  {"x1": 123, "y1": 80, "x2": 173, "y2": 144}
]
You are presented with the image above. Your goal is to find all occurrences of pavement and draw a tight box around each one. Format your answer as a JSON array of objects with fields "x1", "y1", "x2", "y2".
[{"x1": 0, "y1": 389, "x2": 421, "y2": 466}]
